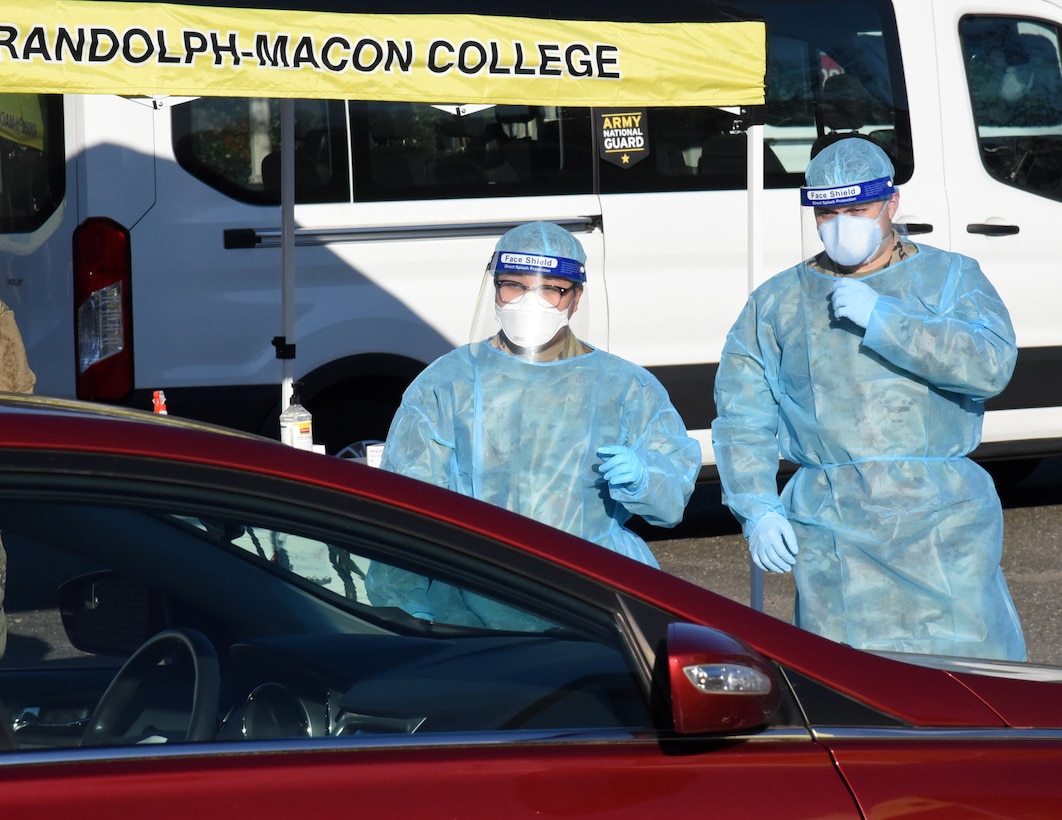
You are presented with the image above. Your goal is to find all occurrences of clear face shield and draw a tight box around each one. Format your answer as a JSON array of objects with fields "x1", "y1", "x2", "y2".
[
  {"x1": 800, "y1": 174, "x2": 902, "y2": 271},
  {"x1": 470, "y1": 250, "x2": 590, "y2": 360}
]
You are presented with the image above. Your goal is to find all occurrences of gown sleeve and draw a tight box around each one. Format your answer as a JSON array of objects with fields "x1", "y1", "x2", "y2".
[
  {"x1": 861, "y1": 254, "x2": 1016, "y2": 399},
  {"x1": 711, "y1": 294, "x2": 788, "y2": 537}
]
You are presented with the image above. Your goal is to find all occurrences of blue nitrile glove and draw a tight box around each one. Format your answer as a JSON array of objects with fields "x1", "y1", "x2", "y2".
[
  {"x1": 830, "y1": 277, "x2": 879, "y2": 329},
  {"x1": 748, "y1": 512, "x2": 799, "y2": 574},
  {"x1": 596, "y1": 445, "x2": 648, "y2": 492}
]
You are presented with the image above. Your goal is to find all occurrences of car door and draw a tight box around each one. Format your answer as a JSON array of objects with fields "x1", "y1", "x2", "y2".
[
  {"x1": 0, "y1": 737, "x2": 861, "y2": 817},
  {"x1": 0, "y1": 450, "x2": 863, "y2": 817},
  {"x1": 931, "y1": 0, "x2": 1062, "y2": 445}
]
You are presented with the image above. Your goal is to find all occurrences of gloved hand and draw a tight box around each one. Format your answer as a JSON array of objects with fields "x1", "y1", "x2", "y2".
[
  {"x1": 830, "y1": 277, "x2": 879, "y2": 329},
  {"x1": 748, "y1": 512, "x2": 799, "y2": 574},
  {"x1": 596, "y1": 445, "x2": 648, "y2": 491}
]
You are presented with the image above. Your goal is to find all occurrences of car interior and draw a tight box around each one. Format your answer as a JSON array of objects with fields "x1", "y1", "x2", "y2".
[{"x1": 0, "y1": 474, "x2": 660, "y2": 750}]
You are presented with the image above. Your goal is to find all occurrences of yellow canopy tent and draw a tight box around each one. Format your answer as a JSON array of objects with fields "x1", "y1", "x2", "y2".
[{"x1": 0, "y1": 1, "x2": 764, "y2": 106}]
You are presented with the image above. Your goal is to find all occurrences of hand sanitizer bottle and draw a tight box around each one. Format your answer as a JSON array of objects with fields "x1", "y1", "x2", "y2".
[{"x1": 279, "y1": 383, "x2": 314, "y2": 450}]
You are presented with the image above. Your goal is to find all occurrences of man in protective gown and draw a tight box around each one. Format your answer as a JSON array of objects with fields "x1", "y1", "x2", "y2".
[
  {"x1": 713, "y1": 137, "x2": 1025, "y2": 660},
  {"x1": 370, "y1": 221, "x2": 700, "y2": 625}
]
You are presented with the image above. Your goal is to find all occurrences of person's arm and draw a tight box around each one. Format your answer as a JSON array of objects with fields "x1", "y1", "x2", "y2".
[
  {"x1": 711, "y1": 298, "x2": 788, "y2": 537},
  {"x1": 379, "y1": 401, "x2": 456, "y2": 487},
  {"x1": 378, "y1": 357, "x2": 462, "y2": 488},
  {"x1": 371, "y1": 370, "x2": 457, "y2": 624},
  {"x1": 848, "y1": 255, "x2": 1017, "y2": 399},
  {"x1": 598, "y1": 380, "x2": 701, "y2": 528},
  {"x1": 0, "y1": 303, "x2": 35, "y2": 394},
  {"x1": 364, "y1": 560, "x2": 434, "y2": 621}
]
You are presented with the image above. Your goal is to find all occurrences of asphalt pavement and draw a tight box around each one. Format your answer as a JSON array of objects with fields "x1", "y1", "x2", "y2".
[{"x1": 635, "y1": 458, "x2": 1062, "y2": 666}]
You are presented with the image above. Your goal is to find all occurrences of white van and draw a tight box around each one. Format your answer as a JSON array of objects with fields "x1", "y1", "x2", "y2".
[{"x1": 3, "y1": 0, "x2": 1062, "y2": 476}]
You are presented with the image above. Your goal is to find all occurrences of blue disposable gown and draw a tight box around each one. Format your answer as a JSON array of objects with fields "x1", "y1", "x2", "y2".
[
  {"x1": 712, "y1": 244, "x2": 1026, "y2": 660},
  {"x1": 370, "y1": 339, "x2": 701, "y2": 624},
  {"x1": 382, "y1": 339, "x2": 701, "y2": 565}
]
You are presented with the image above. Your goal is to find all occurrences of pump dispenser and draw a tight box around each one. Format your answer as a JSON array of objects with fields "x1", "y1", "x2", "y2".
[{"x1": 279, "y1": 383, "x2": 314, "y2": 450}]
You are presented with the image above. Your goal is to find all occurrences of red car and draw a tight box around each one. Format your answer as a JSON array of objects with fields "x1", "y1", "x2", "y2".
[{"x1": 0, "y1": 395, "x2": 1059, "y2": 817}]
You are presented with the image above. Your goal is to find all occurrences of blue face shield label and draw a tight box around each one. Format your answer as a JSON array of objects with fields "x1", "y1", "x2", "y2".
[
  {"x1": 800, "y1": 175, "x2": 894, "y2": 207},
  {"x1": 491, "y1": 252, "x2": 586, "y2": 282}
]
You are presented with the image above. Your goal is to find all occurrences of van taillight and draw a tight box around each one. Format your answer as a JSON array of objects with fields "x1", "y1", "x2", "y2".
[{"x1": 73, "y1": 217, "x2": 133, "y2": 401}]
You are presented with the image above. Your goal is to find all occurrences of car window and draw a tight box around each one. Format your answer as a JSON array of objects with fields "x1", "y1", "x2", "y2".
[
  {"x1": 961, "y1": 15, "x2": 1062, "y2": 202},
  {"x1": 172, "y1": 513, "x2": 560, "y2": 632},
  {"x1": 595, "y1": 0, "x2": 911, "y2": 193},
  {"x1": 0, "y1": 472, "x2": 653, "y2": 750}
]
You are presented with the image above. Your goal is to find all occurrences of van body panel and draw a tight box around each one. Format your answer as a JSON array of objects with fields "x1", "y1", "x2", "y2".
[
  {"x1": 132, "y1": 177, "x2": 606, "y2": 386},
  {"x1": 598, "y1": 188, "x2": 801, "y2": 368},
  {"x1": 924, "y1": 0, "x2": 1062, "y2": 447},
  {"x1": 73, "y1": 95, "x2": 157, "y2": 232}
]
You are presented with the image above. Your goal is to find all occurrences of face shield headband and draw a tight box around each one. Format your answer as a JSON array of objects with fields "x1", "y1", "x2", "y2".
[
  {"x1": 800, "y1": 175, "x2": 894, "y2": 207},
  {"x1": 489, "y1": 252, "x2": 586, "y2": 283}
]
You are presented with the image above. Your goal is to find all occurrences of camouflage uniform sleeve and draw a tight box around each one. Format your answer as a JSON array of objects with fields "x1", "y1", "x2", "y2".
[{"x1": 0, "y1": 301, "x2": 36, "y2": 394}]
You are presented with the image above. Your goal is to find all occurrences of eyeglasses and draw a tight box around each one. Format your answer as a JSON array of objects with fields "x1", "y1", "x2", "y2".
[
  {"x1": 814, "y1": 199, "x2": 889, "y2": 221},
  {"x1": 494, "y1": 279, "x2": 578, "y2": 307}
]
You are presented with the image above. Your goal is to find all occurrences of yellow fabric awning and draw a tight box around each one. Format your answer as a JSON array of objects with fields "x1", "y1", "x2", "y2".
[{"x1": 0, "y1": 1, "x2": 765, "y2": 107}]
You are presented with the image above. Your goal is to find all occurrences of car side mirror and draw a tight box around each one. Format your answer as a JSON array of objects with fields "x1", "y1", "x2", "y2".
[
  {"x1": 58, "y1": 571, "x2": 167, "y2": 656},
  {"x1": 667, "y1": 622, "x2": 782, "y2": 734}
]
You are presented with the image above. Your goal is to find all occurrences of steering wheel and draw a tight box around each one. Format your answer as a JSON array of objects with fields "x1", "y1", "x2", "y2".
[{"x1": 82, "y1": 628, "x2": 220, "y2": 747}]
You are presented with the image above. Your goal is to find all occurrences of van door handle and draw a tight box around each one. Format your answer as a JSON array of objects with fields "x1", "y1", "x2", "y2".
[
  {"x1": 898, "y1": 222, "x2": 933, "y2": 235},
  {"x1": 967, "y1": 223, "x2": 1020, "y2": 236}
]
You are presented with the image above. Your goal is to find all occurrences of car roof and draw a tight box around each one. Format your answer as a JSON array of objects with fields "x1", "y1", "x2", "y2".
[{"x1": 0, "y1": 392, "x2": 261, "y2": 436}]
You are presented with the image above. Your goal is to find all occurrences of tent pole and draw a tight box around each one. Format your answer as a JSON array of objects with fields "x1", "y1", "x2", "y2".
[
  {"x1": 747, "y1": 117, "x2": 766, "y2": 612},
  {"x1": 280, "y1": 98, "x2": 295, "y2": 416},
  {"x1": 747, "y1": 121, "x2": 764, "y2": 292}
]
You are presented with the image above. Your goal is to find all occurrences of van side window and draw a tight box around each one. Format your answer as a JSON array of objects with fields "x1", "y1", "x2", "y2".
[
  {"x1": 961, "y1": 16, "x2": 1062, "y2": 202},
  {"x1": 348, "y1": 102, "x2": 593, "y2": 201},
  {"x1": 597, "y1": 105, "x2": 792, "y2": 194},
  {"x1": 0, "y1": 94, "x2": 65, "y2": 235},
  {"x1": 173, "y1": 98, "x2": 350, "y2": 206},
  {"x1": 600, "y1": 0, "x2": 912, "y2": 193}
]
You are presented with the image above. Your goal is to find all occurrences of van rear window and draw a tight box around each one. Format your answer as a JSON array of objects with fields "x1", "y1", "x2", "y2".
[
  {"x1": 0, "y1": 94, "x2": 65, "y2": 235},
  {"x1": 173, "y1": 97, "x2": 350, "y2": 206}
]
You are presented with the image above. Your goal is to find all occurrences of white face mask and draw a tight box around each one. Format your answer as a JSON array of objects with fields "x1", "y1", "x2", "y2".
[
  {"x1": 817, "y1": 211, "x2": 886, "y2": 268},
  {"x1": 496, "y1": 292, "x2": 570, "y2": 348}
]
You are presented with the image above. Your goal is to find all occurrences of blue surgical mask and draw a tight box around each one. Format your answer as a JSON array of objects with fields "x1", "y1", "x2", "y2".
[{"x1": 818, "y1": 212, "x2": 886, "y2": 268}]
